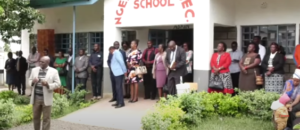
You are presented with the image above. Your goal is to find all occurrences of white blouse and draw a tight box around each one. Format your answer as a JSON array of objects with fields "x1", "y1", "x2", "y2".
[{"x1": 268, "y1": 52, "x2": 277, "y2": 67}]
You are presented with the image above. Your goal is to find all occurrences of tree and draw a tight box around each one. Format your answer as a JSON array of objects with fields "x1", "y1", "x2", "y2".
[{"x1": 0, "y1": 0, "x2": 45, "y2": 43}]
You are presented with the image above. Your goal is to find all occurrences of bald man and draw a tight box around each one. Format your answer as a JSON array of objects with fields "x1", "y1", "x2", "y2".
[
  {"x1": 28, "y1": 56, "x2": 61, "y2": 130},
  {"x1": 165, "y1": 40, "x2": 187, "y2": 95}
]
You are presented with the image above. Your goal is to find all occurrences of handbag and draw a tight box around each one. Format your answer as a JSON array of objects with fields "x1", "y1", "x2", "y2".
[
  {"x1": 58, "y1": 68, "x2": 66, "y2": 75},
  {"x1": 254, "y1": 70, "x2": 263, "y2": 85},
  {"x1": 135, "y1": 66, "x2": 147, "y2": 75},
  {"x1": 163, "y1": 78, "x2": 169, "y2": 93},
  {"x1": 208, "y1": 75, "x2": 224, "y2": 90}
]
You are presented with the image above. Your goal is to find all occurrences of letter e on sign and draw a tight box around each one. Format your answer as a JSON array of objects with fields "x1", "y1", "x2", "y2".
[
  {"x1": 118, "y1": 0, "x2": 128, "y2": 8},
  {"x1": 181, "y1": 0, "x2": 193, "y2": 9}
]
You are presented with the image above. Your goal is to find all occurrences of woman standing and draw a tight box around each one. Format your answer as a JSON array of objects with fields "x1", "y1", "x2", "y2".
[
  {"x1": 261, "y1": 43, "x2": 285, "y2": 93},
  {"x1": 54, "y1": 50, "x2": 67, "y2": 87},
  {"x1": 126, "y1": 39, "x2": 143, "y2": 103},
  {"x1": 239, "y1": 43, "x2": 261, "y2": 91},
  {"x1": 5, "y1": 52, "x2": 16, "y2": 91},
  {"x1": 183, "y1": 43, "x2": 193, "y2": 82},
  {"x1": 208, "y1": 42, "x2": 234, "y2": 94},
  {"x1": 152, "y1": 44, "x2": 168, "y2": 100}
]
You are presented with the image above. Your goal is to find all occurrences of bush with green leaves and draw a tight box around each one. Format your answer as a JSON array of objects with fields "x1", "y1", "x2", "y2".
[
  {"x1": 51, "y1": 93, "x2": 69, "y2": 116},
  {"x1": 15, "y1": 105, "x2": 33, "y2": 123},
  {"x1": 238, "y1": 89, "x2": 280, "y2": 120},
  {"x1": 0, "y1": 90, "x2": 17, "y2": 100},
  {"x1": 66, "y1": 84, "x2": 88, "y2": 106},
  {"x1": 142, "y1": 90, "x2": 280, "y2": 130},
  {"x1": 13, "y1": 95, "x2": 30, "y2": 105},
  {"x1": 0, "y1": 99, "x2": 15, "y2": 129}
]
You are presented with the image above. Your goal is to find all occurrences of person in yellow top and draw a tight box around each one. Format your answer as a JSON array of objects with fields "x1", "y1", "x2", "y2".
[{"x1": 294, "y1": 44, "x2": 300, "y2": 69}]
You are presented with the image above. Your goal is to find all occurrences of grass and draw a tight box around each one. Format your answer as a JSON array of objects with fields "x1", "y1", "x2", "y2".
[{"x1": 193, "y1": 116, "x2": 274, "y2": 130}]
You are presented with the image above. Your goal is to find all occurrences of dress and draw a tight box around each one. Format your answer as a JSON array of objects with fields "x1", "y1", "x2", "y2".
[
  {"x1": 126, "y1": 49, "x2": 143, "y2": 84},
  {"x1": 265, "y1": 54, "x2": 284, "y2": 93},
  {"x1": 5, "y1": 59, "x2": 16, "y2": 85},
  {"x1": 239, "y1": 53, "x2": 260, "y2": 91},
  {"x1": 55, "y1": 58, "x2": 67, "y2": 87},
  {"x1": 155, "y1": 55, "x2": 167, "y2": 88}
]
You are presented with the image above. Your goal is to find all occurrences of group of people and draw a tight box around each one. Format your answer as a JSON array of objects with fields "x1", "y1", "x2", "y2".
[
  {"x1": 209, "y1": 36, "x2": 288, "y2": 95},
  {"x1": 107, "y1": 40, "x2": 193, "y2": 108}
]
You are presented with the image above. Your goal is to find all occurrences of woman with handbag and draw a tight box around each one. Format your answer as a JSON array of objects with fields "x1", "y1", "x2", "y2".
[
  {"x1": 54, "y1": 50, "x2": 67, "y2": 88},
  {"x1": 239, "y1": 43, "x2": 261, "y2": 91},
  {"x1": 208, "y1": 42, "x2": 234, "y2": 94},
  {"x1": 126, "y1": 39, "x2": 143, "y2": 103},
  {"x1": 261, "y1": 42, "x2": 285, "y2": 93},
  {"x1": 152, "y1": 44, "x2": 168, "y2": 100}
]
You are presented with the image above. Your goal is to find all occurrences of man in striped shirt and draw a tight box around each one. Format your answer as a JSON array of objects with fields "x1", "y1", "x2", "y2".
[{"x1": 29, "y1": 56, "x2": 61, "y2": 130}]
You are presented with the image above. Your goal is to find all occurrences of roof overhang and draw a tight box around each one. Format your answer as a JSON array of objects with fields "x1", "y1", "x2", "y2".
[{"x1": 29, "y1": 0, "x2": 99, "y2": 9}]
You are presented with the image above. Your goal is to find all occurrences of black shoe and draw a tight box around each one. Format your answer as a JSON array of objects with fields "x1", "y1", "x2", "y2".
[
  {"x1": 144, "y1": 97, "x2": 150, "y2": 100},
  {"x1": 115, "y1": 104, "x2": 124, "y2": 108},
  {"x1": 132, "y1": 99, "x2": 138, "y2": 103},
  {"x1": 112, "y1": 103, "x2": 118, "y2": 106},
  {"x1": 109, "y1": 99, "x2": 116, "y2": 102},
  {"x1": 151, "y1": 97, "x2": 156, "y2": 100}
]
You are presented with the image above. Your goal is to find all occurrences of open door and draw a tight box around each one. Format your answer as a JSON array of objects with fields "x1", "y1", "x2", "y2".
[{"x1": 148, "y1": 29, "x2": 168, "y2": 47}]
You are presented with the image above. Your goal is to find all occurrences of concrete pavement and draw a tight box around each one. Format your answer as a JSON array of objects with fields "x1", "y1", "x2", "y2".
[{"x1": 59, "y1": 97, "x2": 156, "y2": 130}]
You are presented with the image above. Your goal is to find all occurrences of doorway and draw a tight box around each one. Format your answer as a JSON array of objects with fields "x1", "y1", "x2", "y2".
[{"x1": 169, "y1": 29, "x2": 193, "y2": 49}]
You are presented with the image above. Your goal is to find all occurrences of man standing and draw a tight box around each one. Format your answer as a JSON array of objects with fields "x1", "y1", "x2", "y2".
[
  {"x1": 16, "y1": 51, "x2": 28, "y2": 95},
  {"x1": 66, "y1": 48, "x2": 74, "y2": 91},
  {"x1": 29, "y1": 56, "x2": 61, "y2": 130},
  {"x1": 89, "y1": 44, "x2": 103, "y2": 100},
  {"x1": 108, "y1": 41, "x2": 126, "y2": 102},
  {"x1": 109, "y1": 46, "x2": 127, "y2": 108},
  {"x1": 43, "y1": 49, "x2": 54, "y2": 67},
  {"x1": 142, "y1": 41, "x2": 158, "y2": 100},
  {"x1": 253, "y1": 36, "x2": 266, "y2": 63},
  {"x1": 74, "y1": 49, "x2": 89, "y2": 90},
  {"x1": 229, "y1": 42, "x2": 243, "y2": 95},
  {"x1": 121, "y1": 41, "x2": 131, "y2": 98},
  {"x1": 165, "y1": 40, "x2": 187, "y2": 95}
]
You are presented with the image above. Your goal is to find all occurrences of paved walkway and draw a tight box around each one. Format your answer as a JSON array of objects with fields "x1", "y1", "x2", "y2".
[{"x1": 59, "y1": 97, "x2": 156, "y2": 130}]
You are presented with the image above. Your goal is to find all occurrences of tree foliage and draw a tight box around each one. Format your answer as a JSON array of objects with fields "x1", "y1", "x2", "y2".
[{"x1": 0, "y1": 0, "x2": 45, "y2": 43}]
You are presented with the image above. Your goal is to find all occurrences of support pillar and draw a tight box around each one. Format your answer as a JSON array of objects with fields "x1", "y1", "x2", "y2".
[
  {"x1": 193, "y1": 0, "x2": 214, "y2": 92},
  {"x1": 103, "y1": 0, "x2": 122, "y2": 95}
]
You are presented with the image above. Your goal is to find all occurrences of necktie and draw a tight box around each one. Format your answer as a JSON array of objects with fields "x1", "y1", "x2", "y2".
[{"x1": 17, "y1": 58, "x2": 20, "y2": 71}]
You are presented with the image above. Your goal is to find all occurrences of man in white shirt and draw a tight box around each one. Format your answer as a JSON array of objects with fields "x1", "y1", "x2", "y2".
[
  {"x1": 253, "y1": 36, "x2": 266, "y2": 64},
  {"x1": 229, "y1": 42, "x2": 243, "y2": 95}
]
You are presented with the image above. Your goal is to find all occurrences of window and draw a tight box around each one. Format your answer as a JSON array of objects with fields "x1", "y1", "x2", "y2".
[
  {"x1": 55, "y1": 33, "x2": 72, "y2": 53},
  {"x1": 55, "y1": 32, "x2": 103, "y2": 54},
  {"x1": 89, "y1": 32, "x2": 103, "y2": 53},
  {"x1": 75, "y1": 33, "x2": 89, "y2": 54},
  {"x1": 241, "y1": 25, "x2": 296, "y2": 54},
  {"x1": 122, "y1": 31, "x2": 136, "y2": 43},
  {"x1": 148, "y1": 30, "x2": 167, "y2": 47},
  {"x1": 29, "y1": 34, "x2": 37, "y2": 49}
]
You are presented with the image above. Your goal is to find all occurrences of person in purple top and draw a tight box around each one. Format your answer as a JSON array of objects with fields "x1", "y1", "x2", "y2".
[{"x1": 285, "y1": 69, "x2": 300, "y2": 130}]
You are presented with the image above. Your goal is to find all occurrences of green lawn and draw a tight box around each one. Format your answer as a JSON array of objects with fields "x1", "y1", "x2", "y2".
[{"x1": 193, "y1": 117, "x2": 274, "y2": 130}]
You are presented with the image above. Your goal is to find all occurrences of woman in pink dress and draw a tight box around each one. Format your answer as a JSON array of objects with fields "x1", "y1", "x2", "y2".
[{"x1": 152, "y1": 44, "x2": 169, "y2": 100}]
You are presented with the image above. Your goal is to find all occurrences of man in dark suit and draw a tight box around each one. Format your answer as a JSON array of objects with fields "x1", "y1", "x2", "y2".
[
  {"x1": 165, "y1": 40, "x2": 187, "y2": 95},
  {"x1": 16, "y1": 51, "x2": 28, "y2": 95},
  {"x1": 108, "y1": 41, "x2": 126, "y2": 102},
  {"x1": 66, "y1": 48, "x2": 74, "y2": 91}
]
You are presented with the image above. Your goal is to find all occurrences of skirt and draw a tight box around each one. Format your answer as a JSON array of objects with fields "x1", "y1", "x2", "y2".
[
  {"x1": 6, "y1": 72, "x2": 15, "y2": 85},
  {"x1": 208, "y1": 72, "x2": 234, "y2": 94},
  {"x1": 156, "y1": 70, "x2": 167, "y2": 88},
  {"x1": 265, "y1": 73, "x2": 284, "y2": 94}
]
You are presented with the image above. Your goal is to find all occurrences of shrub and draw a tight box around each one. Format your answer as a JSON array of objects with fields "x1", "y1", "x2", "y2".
[
  {"x1": 15, "y1": 105, "x2": 33, "y2": 123},
  {"x1": 238, "y1": 89, "x2": 280, "y2": 120},
  {"x1": 13, "y1": 95, "x2": 30, "y2": 105},
  {"x1": 0, "y1": 91, "x2": 17, "y2": 100},
  {"x1": 0, "y1": 99, "x2": 15, "y2": 129},
  {"x1": 179, "y1": 93, "x2": 204, "y2": 125},
  {"x1": 142, "y1": 96, "x2": 188, "y2": 130},
  {"x1": 66, "y1": 84, "x2": 88, "y2": 106},
  {"x1": 51, "y1": 93, "x2": 69, "y2": 116}
]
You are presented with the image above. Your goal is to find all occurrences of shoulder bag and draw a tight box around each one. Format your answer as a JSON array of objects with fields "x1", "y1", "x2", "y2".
[
  {"x1": 135, "y1": 66, "x2": 147, "y2": 75},
  {"x1": 208, "y1": 75, "x2": 224, "y2": 90},
  {"x1": 254, "y1": 70, "x2": 263, "y2": 85}
]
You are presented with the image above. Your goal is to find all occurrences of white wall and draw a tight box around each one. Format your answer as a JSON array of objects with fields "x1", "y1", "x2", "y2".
[
  {"x1": 210, "y1": 0, "x2": 235, "y2": 26},
  {"x1": 32, "y1": 0, "x2": 104, "y2": 33}
]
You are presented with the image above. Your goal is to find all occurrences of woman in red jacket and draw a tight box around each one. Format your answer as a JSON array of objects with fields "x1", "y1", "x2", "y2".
[{"x1": 208, "y1": 42, "x2": 234, "y2": 94}]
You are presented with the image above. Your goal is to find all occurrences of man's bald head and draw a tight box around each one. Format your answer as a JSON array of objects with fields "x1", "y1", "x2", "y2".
[
  {"x1": 168, "y1": 40, "x2": 176, "y2": 51},
  {"x1": 40, "y1": 56, "x2": 50, "y2": 69}
]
